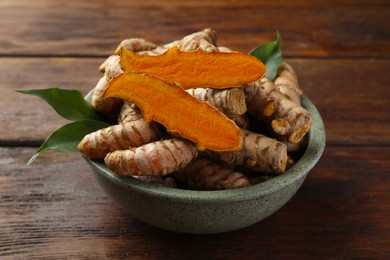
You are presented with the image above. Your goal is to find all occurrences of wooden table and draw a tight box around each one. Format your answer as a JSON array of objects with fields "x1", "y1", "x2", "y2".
[{"x1": 1, "y1": 0, "x2": 389, "y2": 258}]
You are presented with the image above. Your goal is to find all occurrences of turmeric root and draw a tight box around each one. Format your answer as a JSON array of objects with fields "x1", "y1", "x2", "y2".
[
  {"x1": 135, "y1": 175, "x2": 177, "y2": 188},
  {"x1": 114, "y1": 38, "x2": 157, "y2": 55},
  {"x1": 186, "y1": 88, "x2": 247, "y2": 115},
  {"x1": 92, "y1": 75, "x2": 122, "y2": 118},
  {"x1": 104, "y1": 139, "x2": 198, "y2": 176},
  {"x1": 118, "y1": 101, "x2": 143, "y2": 123},
  {"x1": 244, "y1": 77, "x2": 312, "y2": 144},
  {"x1": 174, "y1": 157, "x2": 250, "y2": 190},
  {"x1": 103, "y1": 71, "x2": 242, "y2": 151},
  {"x1": 119, "y1": 46, "x2": 266, "y2": 89},
  {"x1": 99, "y1": 38, "x2": 157, "y2": 72},
  {"x1": 101, "y1": 55, "x2": 123, "y2": 80},
  {"x1": 227, "y1": 114, "x2": 249, "y2": 129},
  {"x1": 163, "y1": 28, "x2": 218, "y2": 51},
  {"x1": 205, "y1": 129, "x2": 288, "y2": 174},
  {"x1": 274, "y1": 63, "x2": 302, "y2": 104},
  {"x1": 135, "y1": 28, "x2": 219, "y2": 56},
  {"x1": 78, "y1": 119, "x2": 163, "y2": 159}
]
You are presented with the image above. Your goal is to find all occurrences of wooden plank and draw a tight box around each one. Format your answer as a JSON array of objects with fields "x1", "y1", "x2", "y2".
[
  {"x1": 0, "y1": 0, "x2": 388, "y2": 57},
  {"x1": 0, "y1": 146, "x2": 389, "y2": 258},
  {"x1": 0, "y1": 57, "x2": 103, "y2": 144},
  {"x1": 1, "y1": 57, "x2": 389, "y2": 145}
]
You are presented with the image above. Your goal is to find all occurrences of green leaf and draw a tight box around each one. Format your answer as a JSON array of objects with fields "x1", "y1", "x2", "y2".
[
  {"x1": 249, "y1": 31, "x2": 283, "y2": 80},
  {"x1": 17, "y1": 88, "x2": 106, "y2": 122},
  {"x1": 27, "y1": 120, "x2": 110, "y2": 165}
]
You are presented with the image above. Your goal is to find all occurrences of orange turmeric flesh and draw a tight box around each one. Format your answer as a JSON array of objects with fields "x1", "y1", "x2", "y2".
[
  {"x1": 102, "y1": 72, "x2": 242, "y2": 151},
  {"x1": 120, "y1": 46, "x2": 266, "y2": 89}
]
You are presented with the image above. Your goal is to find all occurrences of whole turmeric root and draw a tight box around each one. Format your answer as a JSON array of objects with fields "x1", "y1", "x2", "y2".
[
  {"x1": 78, "y1": 119, "x2": 163, "y2": 159},
  {"x1": 102, "y1": 55, "x2": 123, "y2": 80},
  {"x1": 104, "y1": 138, "x2": 198, "y2": 176},
  {"x1": 118, "y1": 101, "x2": 143, "y2": 123},
  {"x1": 91, "y1": 75, "x2": 122, "y2": 118},
  {"x1": 114, "y1": 38, "x2": 157, "y2": 55},
  {"x1": 174, "y1": 157, "x2": 250, "y2": 190},
  {"x1": 163, "y1": 27, "x2": 218, "y2": 52},
  {"x1": 244, "y1": 77, "x2": 312, "y2": 144},
  {"x1": 186, "y1": 87, "x2": 247, "y2": 115},
  {"x1": 274, "y1": 63, "x2": 302, "y2": 104},
  {"x1": 205, "y1": 129, "x2": 288, "y2": 174}
]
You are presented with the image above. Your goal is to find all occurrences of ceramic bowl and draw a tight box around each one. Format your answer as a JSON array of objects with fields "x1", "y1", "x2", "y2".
[{"x1": 82, "y1": 96, "x2": 325, "y2": 234}]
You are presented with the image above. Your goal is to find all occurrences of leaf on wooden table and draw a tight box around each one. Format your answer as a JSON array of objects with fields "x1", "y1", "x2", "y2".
[
  {"x1": 27, "y1": 120, "x2": 110, "y2": 165},
  {"x1": 17, "y1": 88, "x2": 107, "y2": 122}
]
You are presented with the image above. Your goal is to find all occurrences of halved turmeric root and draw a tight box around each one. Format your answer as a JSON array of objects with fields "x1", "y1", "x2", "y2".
[
  {"x1": 102, "y1": 71, "x2": 242, "y2": 152},
  {"x1": 119, "y1": 46, "x2": 266, "y2": 89}
]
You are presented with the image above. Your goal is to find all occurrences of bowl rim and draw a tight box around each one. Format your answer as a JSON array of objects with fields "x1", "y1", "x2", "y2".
[{"x1": 84, "y1": 94, "x2": 326, "y2": 203}]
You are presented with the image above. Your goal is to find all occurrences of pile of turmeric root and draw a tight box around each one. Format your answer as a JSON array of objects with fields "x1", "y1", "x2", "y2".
[{"x1": 78, "y1": 28, "x2": 312, "y2": 190}]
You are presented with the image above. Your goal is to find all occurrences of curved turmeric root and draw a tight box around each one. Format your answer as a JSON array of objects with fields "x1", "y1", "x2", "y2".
[
  {"x1": 114, "y1": 38, "x2": 157, "y2": 55},
  {"x1": 102, "y1": 55, "x2": 123, "y2": 80},
  {"x1": 78, "y1": 119, "x2": 163, "y2": 159},
  {"x1": 119, "y1": 46, "x2": 266, "y2": 89},
  {"x1": 103, "y1": 72, "x2": 242, "y2": 151},
  {"x1": 174, "y1": 157, "x2": 250, "y2": 190},
  {"x1": 104, "y1": 139, "x2": 198, "y2": 176},
  {"x1": 92, "y1": 75, "x2": 122, "y2": 118},
  {"x1": 274, "y1": 63, "x2": 302, "y2": 104},
  {"x1": 244, "y1": 77, "x2": 312, "y2": 144},
  {"x1": 205, "y1": 129, "x2": 288, "y2": 174}
]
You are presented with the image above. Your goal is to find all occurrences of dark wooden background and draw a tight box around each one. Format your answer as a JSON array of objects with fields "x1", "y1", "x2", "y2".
[{"x1": 1, "y1": 0, "x2": 389, "y2": 258}]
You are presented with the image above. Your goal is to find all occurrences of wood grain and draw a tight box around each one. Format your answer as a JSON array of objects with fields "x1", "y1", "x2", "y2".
[
  {"x1": 1, "y1": 57, "x2": 389, "y2": 145},
  {"x1": 1, "y1": 0, "x2": 389, "y2": 258},
  {"x1": 1, "y1": 146, "x2": 389, "y2": 258},
  {"x1": 0, "y1": 0, "x2": 388, "y2": 57}
]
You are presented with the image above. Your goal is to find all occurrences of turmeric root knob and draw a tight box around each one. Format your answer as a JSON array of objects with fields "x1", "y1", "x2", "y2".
[
  {"x1": 104, "y1": 139, "x2": 198, "y2": 176},
  {"x1": 78, "y1": 119, "x2": 163, "y2": 159}
]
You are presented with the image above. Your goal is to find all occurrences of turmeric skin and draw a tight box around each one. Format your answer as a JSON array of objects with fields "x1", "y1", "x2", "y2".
[
  {"x1": 244, "y1": 77, "x2": 312, "y2": 144},
  {"x1": 119, "y1": 46, "x2": 266, "y2": 89},
  {"x1": 78, "y1": 119, "x2": 163, "y2": 159},
  {"x1": 135, "y1": 28, "x2": 218, "y2": 56},
  {"x1": 118, "y1": 101, "x2": 143, "y2": 123},
  {"x1": 91, "y1": 75, "x2": 122, "y2": 118},
  {"x1": 274, "y1": 63, "x2": 302, "y2": 104},
  {"x1": 102, "y1": 71, "x2": 242, "y2": 152},
  {"x1": 186, "y1": 87, "x2": 247, "y2": 115},
  {"x1": 102, "y1": 55, "x2": 123, "y2": 80},
  {"x1": 114, "y1": 38, "x2": 157, "y2": 55},
  {"x1": 174, "y1": 157, "x2": 250, "y2": 190},
  {"x1": 104, "y1": 139, "x2": 198, "y2": 176},
  {"x1": 205, "y1": 128, "x2": 288, "y2": 174}
]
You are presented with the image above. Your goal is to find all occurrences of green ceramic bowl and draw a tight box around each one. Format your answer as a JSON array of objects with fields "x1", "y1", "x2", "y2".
[{"x1": 83, "y1": 96, "x2": 325, "y2": 234}]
